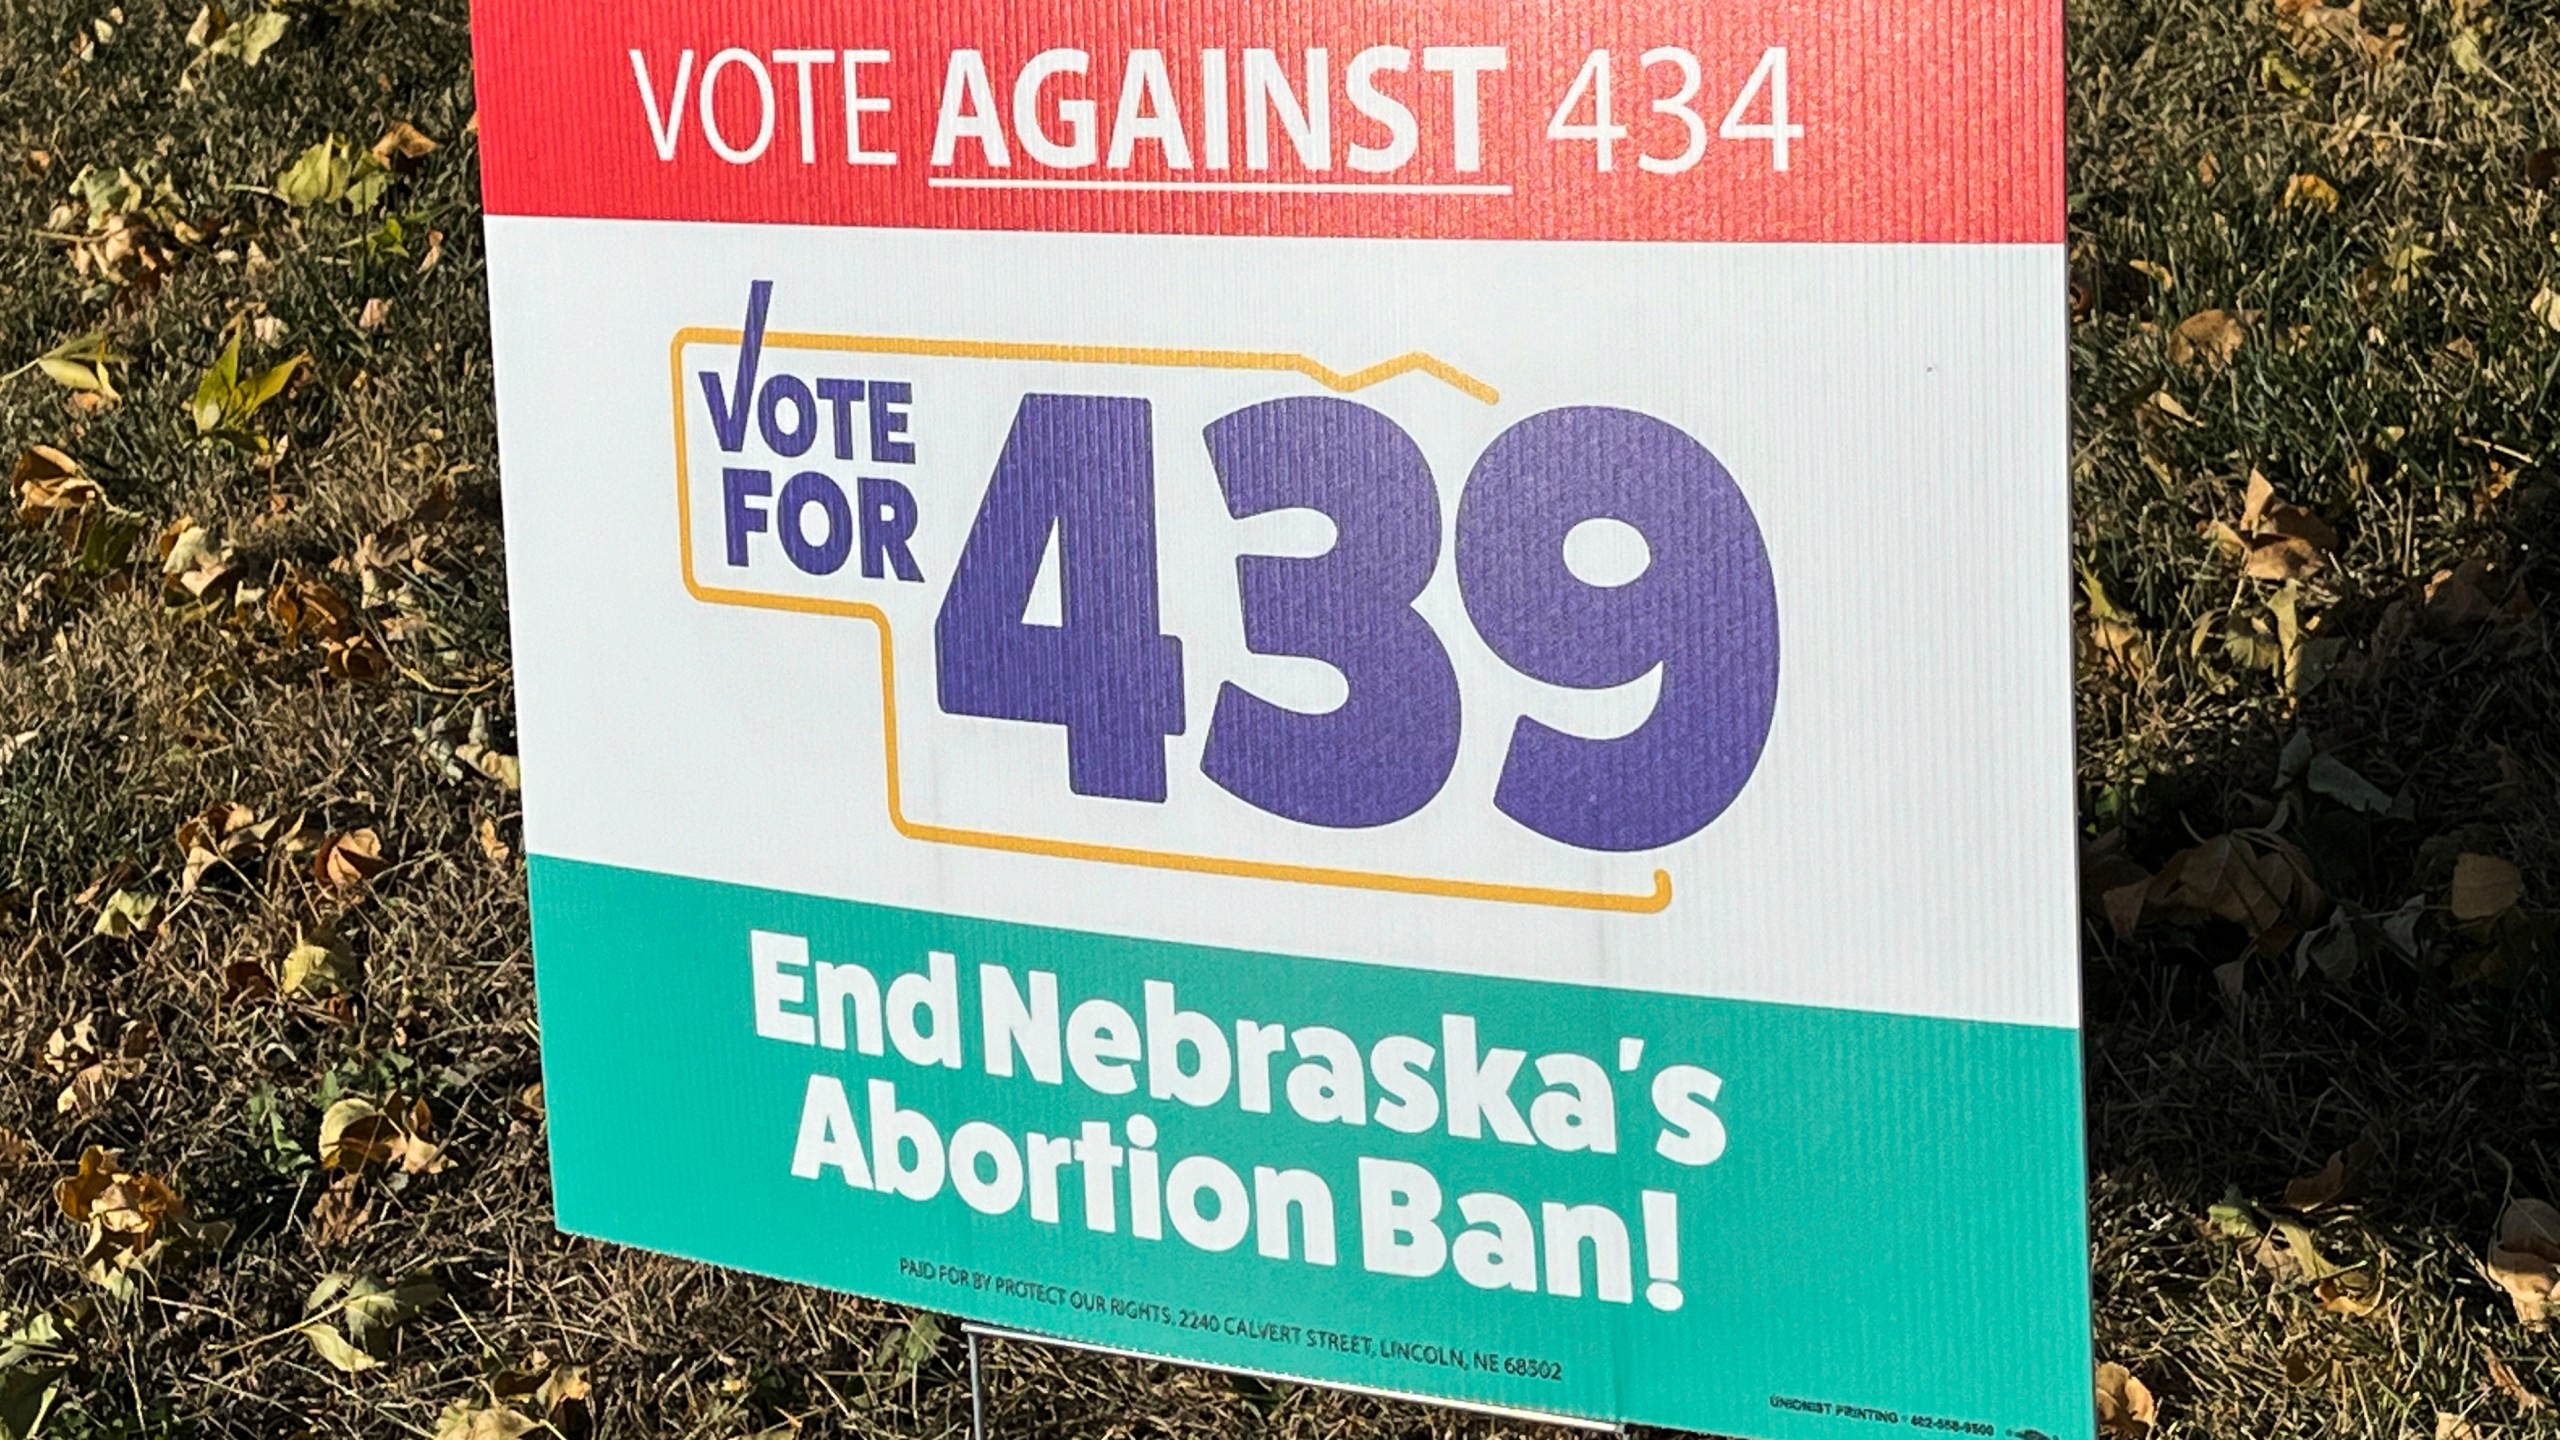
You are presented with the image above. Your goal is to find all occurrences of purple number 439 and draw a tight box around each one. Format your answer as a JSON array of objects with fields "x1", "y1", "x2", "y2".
[{"x1": 934, "y1": 393, "x2": 1778, "y2": 854}]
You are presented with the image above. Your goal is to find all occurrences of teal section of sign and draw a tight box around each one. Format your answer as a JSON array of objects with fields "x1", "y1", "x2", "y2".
[{"x1": 528, "y1": 855, "x2": 2092, "y2": 1439}]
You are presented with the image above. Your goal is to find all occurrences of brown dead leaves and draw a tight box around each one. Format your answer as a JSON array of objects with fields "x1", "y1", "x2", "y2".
[
  {"x1": 2083, "y1": 573, "x2": 2154, "y2": 681},
  {"x1": 92, "y1": 888, "x2": 161, "y2": 941},
  {"x1": 174, "y1": 810, "x2": 392, "y2": 1005},
  {"x1": 2099, "y1": 829, "x2": 2330, "y2": 966},
  {"x1": 271, "y1": 568, "x2": 390, "y2": 680},
  {"x1": 372, "y1": 121, "x2": 440, "y2": 168},
  {"x1": 56, "y1": 1146, "x2": 227, "y2": 1296},
  {"x1": 435, "y1": 1351, "x2": 593, "y2": 1440},
  {"x1": 2169, "y1": 309, "x2": 2246, "y2": 370},
  {"x1": 13, "y1": 445, "x2": 89, "y2": 526},
  {"x1": 2273, "y1": 0, "x2": 2408, "y2": 63},
  {"x1": 2205, "y1": 1174, "x2": 2379, "y2": 1306},
  {"x1": 2095, "y1": 1362, "x2": 2157, "y2": 1436},
  {"x1": 59, "y1": 207, "x2": 178, "y2": 291},
  {"x1": 45, "y1": 165, "x2": 198, "y2": 297},
  {"x1": 2445, "y1": 850, "x2": 2537, "y2": 986},
  {"x1": 350, "y1": 476, "x2": 466, "y2": 666},
  {"x1": 2210, "y1": 472, "x2": 2340, "y2": 583},
  {"x1": 313, "y1": 827, "x2": 389, "y2": 889},
  {"x1": 177, "y1": 800, "x2": 284, "y2": 893},
  {"x1": 435, "y1": 1402, "x2": 537, "y2": 1440},
  {"x1": 39, "y1": 1014, "x2": 156, "y2": 1117},
  {"x1": 455, "y1": 707, "x2": 522, "y2": 792},
  {"x1": 2253, "y1": 1215, "x2": 2348, "y2": 1286},
  {"x1": 2420, "y1": 557, "x2": 2538, "y2": 641},
  {"x1": 2451, "y1": 853, "x2": 2524, "y2": 923},
  {"x1": 155, "y1": 514, "x2": 239, "y2": 602},
  {"x1": 2314, "y1": 1265, "x2": 2383, "y2": 1317},
  {"x1": 2197, "y1": 1130, "x2": 2392, "y2": 1308},
  {"x1": 2284, "y1": 1137, "x2": 2378, "y2": 1213},
  {"x1": 2283, "y1": 172, "x2": 2342, "y2": 212},
  {"x1": 12, "y1": 445, "x2": 143, "y2": 574},
  {"x1": 2487, "y1": 1198, "x2": 2559, "y2": 1328},
  {"x1": 319, "y1": 1094, "x2": 445, "y2": 1177},
  {"x1": 278, "y1": 928, "x2": 358, "y2": 999}
]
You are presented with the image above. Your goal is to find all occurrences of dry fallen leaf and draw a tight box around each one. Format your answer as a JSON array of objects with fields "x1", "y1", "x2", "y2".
[
  {"x1": 2080, "y1": 577, "x2": 2154, "y2": 682},
  {"x1": 281, "y1": 931, "x2": 358, "y2": 998},
  {"x1": 319, "y1": 1095, "x2": 446, "y2": 1177},
  {"x1": 271, "y1": 571, "x2": 358, "y2": 646},
  {"x1": 314, "y1": 828, "x2": 389, "y2": 889},
  {"x1": 16, "y1": 447, "x2": 141, "y2": 569},
  {"x1": 73, "y1": 863, "x2": 138, "y2": 909},
  {"x1": 2095, "y1": 1361, "x2": 2157, "y2": 1436},
  {"x1": 13, "y1": 445, "x2": 90, "y2": 520},
  {"x1": 2316, "y1": 1267, "x2": 2381, "y2": 1316},
  {"x1": 308, "y1": 1172, "x2": 373, "y2": 1249},
  {"x1": 93, "y1": 889, "x2": 160, "y2": 940},
  {"x1": 2488, "y1": 1198, "x2": 2559, "y2": 1327},
  {"x1": 490, "y1": 1351, "x2": 592, "y2": 1436},
  {"x1": 478, "y1": 816, "x2": 511, "y2": 865},
  {"x1": 371, "y1": 121, "x2": 439, "y2": 166},
  {"x1": 2451, "y1": 854, "x2": 2524, "y2": 923},
  {"x1": 54, "y1": 1146, "x2": 228, "y2": 1295},
  {"x1": 2284, "y1": 1137, "x2": 2378, "y2": 1212},
  {"x1": 2117, "y1": 829, "x2": 2330, "y2": 954},
  {"x1": 2436, "y1": 1412, "x2": 2483, "y2": 1440},
  {"x1": 2255, "y1": 1217, "x2": 2345, "y2": 1285},
  {"x1": 2170, "y1": 309, "x2": 2247, "y2": 369},
  {"x1": 2284, "y1": 172, "x2": 2342, "y2": 212},
  {"x1": 2421, "y1": 559, "x2": 2536, "y2": 639},
  {"x1": 2207, "y1": 1185, "x2": 2264, "y2": 1239},
  {"x1": 2222, "y1": 472, "x2": 2341, "y2": 583},
  {"x1": 2244, "y1": 535, "x2": 2322, "y2": 582},
  {"x1": 176, "y1": 800, "x2": 278, "y2": 892},
  {"x1": 42, "y1": 1014, "x2": 156, "y2": 1117},
  {"x1": 359, "y1": 297, "x2": 392, "y2": 332},
  {"x1": 2533, "y1": 288, "x2": 2560, "y2": 335},
  {"x1": 325, "y1": 633, "x2": 394, "y2": 682},
  {"x1": 456, "y1": 744, "x2": 521, "y2": 791},
  {"x1": 157, "y1": 516, "x2": 239, "y2": 600}
]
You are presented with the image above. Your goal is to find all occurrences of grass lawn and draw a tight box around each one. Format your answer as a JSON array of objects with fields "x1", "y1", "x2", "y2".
[{"x1": 2, "y1": 0, "x2": 2557, "y2": 1436}]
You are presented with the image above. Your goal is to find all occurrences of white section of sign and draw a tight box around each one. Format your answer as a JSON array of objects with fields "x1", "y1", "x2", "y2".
[{"x1": 485, "y1": 216, "x2": 2076, "y2": 1029}]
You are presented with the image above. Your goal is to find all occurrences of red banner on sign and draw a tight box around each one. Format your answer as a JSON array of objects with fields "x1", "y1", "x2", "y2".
[{"x1": 469, "y1": 0, "x2": 2060, "y2": 244}]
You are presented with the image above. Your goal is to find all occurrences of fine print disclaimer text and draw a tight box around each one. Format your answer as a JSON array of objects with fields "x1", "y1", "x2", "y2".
[{"x1": 903, "y1": 1256, "x2": 1569, "y2": 1383}]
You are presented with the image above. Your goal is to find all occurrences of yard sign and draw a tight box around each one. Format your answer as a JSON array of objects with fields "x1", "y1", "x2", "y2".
[{"x1": 469, "y1": 3, "x2": 2086, "y2": 1435}]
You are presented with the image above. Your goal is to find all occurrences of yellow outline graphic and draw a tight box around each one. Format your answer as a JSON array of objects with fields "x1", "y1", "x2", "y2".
[{"x1": 668, "y1": 328, "x2": 1673, "y2": 916}]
